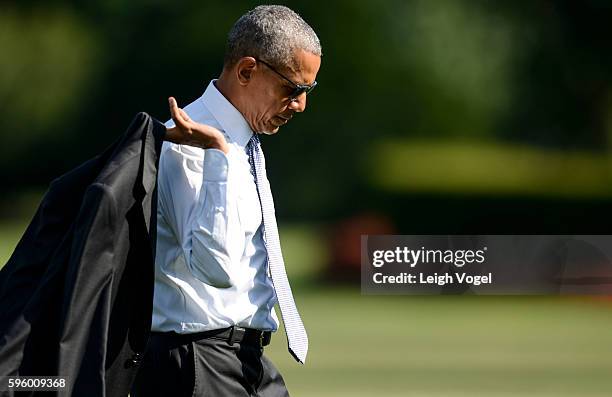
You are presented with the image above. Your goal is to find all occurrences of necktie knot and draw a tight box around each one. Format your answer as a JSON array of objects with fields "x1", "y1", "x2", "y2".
[
  {"x1": 246, "y1": 134, "x2": 260, "y2": 177},
  {"x1": 247, "y1": 133, "x2": 260, "y2": 152}
]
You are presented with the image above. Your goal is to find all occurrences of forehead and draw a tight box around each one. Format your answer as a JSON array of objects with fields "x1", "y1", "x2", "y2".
[{"x1": 283, "y1": 49, "x2": 321, "y2": 85}]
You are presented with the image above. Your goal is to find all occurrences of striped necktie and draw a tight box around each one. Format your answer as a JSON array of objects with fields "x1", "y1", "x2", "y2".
[{"x1": 246, "y1": 133, "x2": 308, "y2": 364}]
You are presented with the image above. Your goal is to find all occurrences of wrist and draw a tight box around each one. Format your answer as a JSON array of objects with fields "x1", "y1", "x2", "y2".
[{"x1": 209, "y1": 136, "x2": 230, "y2": 154}]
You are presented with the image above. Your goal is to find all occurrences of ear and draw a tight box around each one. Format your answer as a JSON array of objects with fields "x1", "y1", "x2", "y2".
[{"x1": 235, "y1": 57, "x2": 257, "y2": 86}]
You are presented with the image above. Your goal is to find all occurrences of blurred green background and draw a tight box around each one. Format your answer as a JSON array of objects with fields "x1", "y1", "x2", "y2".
[{"x1": 2, "y1": 0, "x2": 612, "y2": 395}]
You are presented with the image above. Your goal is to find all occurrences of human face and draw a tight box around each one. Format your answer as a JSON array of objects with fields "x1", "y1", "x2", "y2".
[
  {"x1": 256, "y1": 59, "x2": 318, "y2": 100},
  {"x1": 245, "y1": 49, "x2": 321, "y2": 134}
]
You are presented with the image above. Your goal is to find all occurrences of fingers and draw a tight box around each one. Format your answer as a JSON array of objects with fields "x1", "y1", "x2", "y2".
[
  {"x1": 178, "y1": 107, "x2": 192, "y2": 122},
  {"x1": 168, "y1": 97, "x2": 188, "y2": 127}
]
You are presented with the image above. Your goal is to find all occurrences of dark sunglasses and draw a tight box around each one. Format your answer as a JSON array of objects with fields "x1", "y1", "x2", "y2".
[{"x1": 255, "y1": 58, "x2": 317, "y2": 100}]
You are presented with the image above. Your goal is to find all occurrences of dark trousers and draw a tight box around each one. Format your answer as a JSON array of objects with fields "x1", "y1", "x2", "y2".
[{"x1": 131, "y1": 331, "x2": 290, "y2": 397}]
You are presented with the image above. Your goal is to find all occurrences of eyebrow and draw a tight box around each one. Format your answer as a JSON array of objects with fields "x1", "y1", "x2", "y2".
[{"x1": 289, "y1": 73, "x2": 313, "y2": 86}]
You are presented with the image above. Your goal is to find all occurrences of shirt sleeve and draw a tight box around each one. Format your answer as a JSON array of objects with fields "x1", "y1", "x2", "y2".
[{"x1": 158, "y1": 144, "x2": 245, "y2": 288}]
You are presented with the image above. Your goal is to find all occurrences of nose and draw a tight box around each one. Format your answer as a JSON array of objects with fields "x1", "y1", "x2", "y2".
[{"x1": 288, "y1": 93, "x2": 307, "y2": 113}]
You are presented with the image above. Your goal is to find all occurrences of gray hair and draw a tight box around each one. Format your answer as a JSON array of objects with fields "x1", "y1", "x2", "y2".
[{"x1": 224, "y1": 5, "x2": 322, "y2": 69}]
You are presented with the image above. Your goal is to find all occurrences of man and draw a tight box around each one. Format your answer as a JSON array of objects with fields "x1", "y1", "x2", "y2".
[{"x1": 132, "y1": 5, "x2": 321, "y2": 397}]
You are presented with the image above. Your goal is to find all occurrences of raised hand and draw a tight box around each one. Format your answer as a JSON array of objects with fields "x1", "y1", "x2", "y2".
[{"x1": 164, "y1": 97, "x2": 229, "y2": 154}]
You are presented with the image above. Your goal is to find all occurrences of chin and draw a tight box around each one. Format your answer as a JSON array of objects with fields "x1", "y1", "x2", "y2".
[{"x1": 260, "y1": 127, "x2": 280, "y2": 135}]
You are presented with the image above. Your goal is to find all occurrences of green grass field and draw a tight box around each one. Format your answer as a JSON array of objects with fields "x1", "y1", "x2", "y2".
[
  {"x1": 267, "y1": 289, "x2": 612, "y2": 396},
  {"x1": 2, "y1": 221, "x2": 612, "y2": 396}
]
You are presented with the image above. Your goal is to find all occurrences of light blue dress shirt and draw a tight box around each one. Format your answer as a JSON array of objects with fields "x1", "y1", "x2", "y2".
[{"x1": 152, "y1": 80, "x2": 279, "y2": 333}]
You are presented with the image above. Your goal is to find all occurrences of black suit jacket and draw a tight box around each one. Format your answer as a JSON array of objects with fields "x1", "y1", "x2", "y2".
[{"x1": 0, "y1": 113, "x2": 166, "y2": 396}]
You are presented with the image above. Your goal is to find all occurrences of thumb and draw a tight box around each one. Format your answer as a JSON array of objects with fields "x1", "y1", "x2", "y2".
[{"x1": 168, "y1": 97, "x2": 181, "y2": 123}]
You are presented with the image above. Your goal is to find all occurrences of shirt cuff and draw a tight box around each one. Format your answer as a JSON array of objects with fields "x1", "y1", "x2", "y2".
[{"x1": 202, "y1": 149, "x2": 229, "y2": 182}]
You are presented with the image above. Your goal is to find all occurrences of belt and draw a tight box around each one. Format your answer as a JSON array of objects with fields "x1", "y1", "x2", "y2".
[{"x1": 151, "y1": 326, "x2": 272, "y2": 348}]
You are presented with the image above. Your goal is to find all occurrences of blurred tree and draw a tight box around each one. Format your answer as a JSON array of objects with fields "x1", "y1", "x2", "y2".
[
  {"x1": 0, "y1": 5, "x2": 101, "y2": 175},
  {"x1": 0, "y1": 0, "x2": 611, "y2": 229}
]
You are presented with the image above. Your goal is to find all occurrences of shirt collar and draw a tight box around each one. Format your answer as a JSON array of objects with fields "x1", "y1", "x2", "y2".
[{"x1": 201, "y1": 80, "x2": 253, "y2": 147}]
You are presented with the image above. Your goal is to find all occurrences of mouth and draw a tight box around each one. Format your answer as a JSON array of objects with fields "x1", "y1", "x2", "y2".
[{"x1": 273, "y1": 115, "x2": 290, "y2": 126}]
